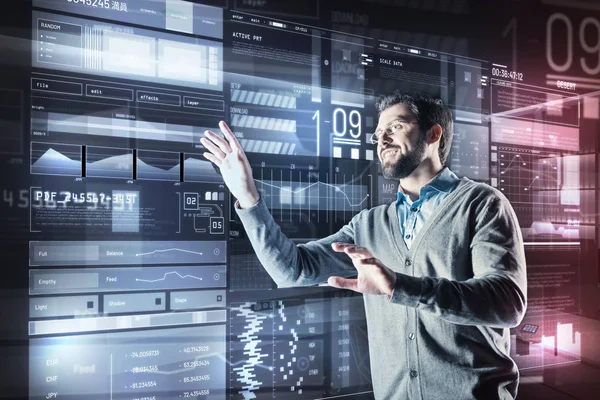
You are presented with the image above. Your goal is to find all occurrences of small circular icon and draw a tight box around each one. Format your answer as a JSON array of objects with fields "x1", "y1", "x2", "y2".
[
  {"x1": 297, "y1": 357, "x2": 309, "y2": 371},
  {"x1": 213, "y1": 273, "x2": 220, "y2": 280},
  {"x1": 214, "y1": 248, "x2": 220, "y2": 255},
  {"x1": 324, "y1": 60, "x2": 329, "y2": 66}
]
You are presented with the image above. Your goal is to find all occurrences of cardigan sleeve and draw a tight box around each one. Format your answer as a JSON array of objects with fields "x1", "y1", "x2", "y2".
[{"x1": 235, "y1": 196, "x2": 359, "y2": 288}]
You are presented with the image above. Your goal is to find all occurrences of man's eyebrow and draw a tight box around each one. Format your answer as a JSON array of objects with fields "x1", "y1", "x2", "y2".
[{"x1": 386, "y1": 115, "x2": 412, "y2": 124}]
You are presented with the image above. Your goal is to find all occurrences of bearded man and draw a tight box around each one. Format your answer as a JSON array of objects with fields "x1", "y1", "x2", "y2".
[{"x1": 201, "y1": 91, "x2": 527, "y2": 400}]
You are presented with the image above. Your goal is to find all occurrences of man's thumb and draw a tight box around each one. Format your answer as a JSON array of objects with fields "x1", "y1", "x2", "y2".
[{"x1": 328, "y1": 276, "x2": 358, "y2": 291}]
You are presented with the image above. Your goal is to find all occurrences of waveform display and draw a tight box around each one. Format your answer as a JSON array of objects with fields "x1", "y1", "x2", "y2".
[
  {"x1": 229, "y1": 300, "x2": 324, "y2": 399},
  {"x1": 183, "y1": 154, "x2": 223, "y2": 183},
  {"x1": 86, "y1": 146, "x2": 133, "y2": 179},
  {"x1": 31, "y1": 142, "x2": 81, "y2": 176},
  {"x1": 136, "y1": 150, "x2": 181, "y2": 181}
]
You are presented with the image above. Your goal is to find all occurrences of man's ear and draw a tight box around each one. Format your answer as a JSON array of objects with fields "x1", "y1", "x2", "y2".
[{"x1": 427, "y1": 124, "x2": 443, "y2": 144}]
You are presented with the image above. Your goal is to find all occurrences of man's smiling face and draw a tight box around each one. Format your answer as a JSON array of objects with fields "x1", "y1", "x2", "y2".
[{"x1": 376, "y1": 103, "x2": 427, "y2": 180}]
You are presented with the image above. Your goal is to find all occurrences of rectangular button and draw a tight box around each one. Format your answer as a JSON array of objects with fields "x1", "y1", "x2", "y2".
[
  {"x1": 104, "y1": 292, "x2": 166, "y2": 314},
  {"x1": 170, "y1": 289, "x2": 226, "y2": 310},
  {"x1": 137, "y1": 90, "x2": 181, "y2": 107},
  {"x1": 183, "y1": 96, "x2": 224, "y2": 111},
  {"x1": 31, "y1": 271, "x2": 99, "y2": 293},
  {"x1": 31, "y1": 78, "x2": 82, "y2": 95},
  {"x1": 87, "y1": 84, "x2": 134, "y2": 101},
  {"x1": 29, "y1": 295, "x2": 98, "y2": 318},
  {"x1": 38, "y1": 18, "x2": 81, "y2": 35}
]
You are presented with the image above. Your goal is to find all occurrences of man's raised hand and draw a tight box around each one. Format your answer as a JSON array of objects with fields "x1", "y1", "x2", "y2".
[{"x1": 201, "y1": 121, "x2": 260, "y2": 209}]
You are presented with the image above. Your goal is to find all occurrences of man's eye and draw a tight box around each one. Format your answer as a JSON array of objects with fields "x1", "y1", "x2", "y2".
[{"x1": 390, "y1": 123, "x2": 404, "y2": 132}]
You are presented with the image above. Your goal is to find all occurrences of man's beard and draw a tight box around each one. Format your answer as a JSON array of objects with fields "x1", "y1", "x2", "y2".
[{"x1": 381, "y1": 135, "x2": 427, "y2": 180}]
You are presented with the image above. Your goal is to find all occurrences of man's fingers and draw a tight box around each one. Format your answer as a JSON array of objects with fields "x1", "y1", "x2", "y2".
[
  {"x1": 331, "y1": 242, "x2": 354, "y2": 252},
  {"x1": 200, "y1": 137, "x2": 226, "y2": 160},
  {"x1": 202, "y1": 152, "x2": 221, "y2": 167},
  {"x1": 204, "y1": 130, "x2": 232, "y2": 154},
  {"x1": 327, "y1": 276, "x2": 359, "y2": 292},
  {"x1": 331, "y1": 242, "x2": 373, "y2": 259},
  {"x1": 219, "y1": 121, "x2": 243, "y2": 152},
  {"x1": 357, "y1": 257, "x2": 379, "y2": 266},
  {"x1": 345, "y1": 246, "x2": 373, "y2": 259}
]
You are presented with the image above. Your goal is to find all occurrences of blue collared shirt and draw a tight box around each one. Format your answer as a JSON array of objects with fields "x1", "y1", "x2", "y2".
[{"x1": 396, "y1": 167, "x2": 460, "y2": 249}]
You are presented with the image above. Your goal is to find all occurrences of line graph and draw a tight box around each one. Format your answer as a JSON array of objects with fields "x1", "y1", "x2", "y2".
[
  {"x1": 256, "y1": 170, "x2": 371, "y2": 216},
  {"x1": 257, "y1": 179, "x2": 370, "y2": 208},
  {"x1": 496, "y1": 149, "x2": 559, "y2": 204},
  {"x1": 135, "y1": 248, "x2": 204, "y2": 257},
  {"x1": 228, "y1": 158, "x2": 375, "y2": 225},
  {"x1": 135, "y1": 271, "x2": 203, "y2": 283}
]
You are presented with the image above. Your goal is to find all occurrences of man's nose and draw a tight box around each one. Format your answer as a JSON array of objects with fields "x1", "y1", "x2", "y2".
[{"x1": 379, "y1": 132, "x2": 391, "y2": 146}]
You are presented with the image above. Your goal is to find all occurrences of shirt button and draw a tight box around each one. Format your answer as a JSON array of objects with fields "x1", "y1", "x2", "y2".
[
  {"x1": 405, "y1": 234, "x2": 411, "y2": 240},
  {"x1": 408, "y1": 333, "x2": 415, "y2": 340},
  {"x1": 410, "y1": 370, "x2": 418, "y2": 378},
  {"x1": 405, "y1": 260, "x2": 411, "y2": 266},
  {"x1": 410, "y1": 207, "x2": 418, "y2": 212}
]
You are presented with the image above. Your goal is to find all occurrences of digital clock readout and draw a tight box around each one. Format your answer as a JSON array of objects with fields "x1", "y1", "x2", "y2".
[{"x1": 491, "y1": 67, "x2": 524, "y2": 81}]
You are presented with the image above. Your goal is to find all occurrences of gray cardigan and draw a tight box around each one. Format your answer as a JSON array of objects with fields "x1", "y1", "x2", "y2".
[{"x1": 236, "y1": 177, "x2": 527, "y2": 400}]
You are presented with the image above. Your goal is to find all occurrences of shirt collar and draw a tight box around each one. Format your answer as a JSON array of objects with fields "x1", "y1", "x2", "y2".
[{"x1": 396, "y1": 167, "x2": 460, "y2": 205}]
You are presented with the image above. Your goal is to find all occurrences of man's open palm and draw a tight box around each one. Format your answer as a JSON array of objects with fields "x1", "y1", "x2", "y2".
[{"x1": 328, "y1": 243, "x2": 397, "y2": 296}]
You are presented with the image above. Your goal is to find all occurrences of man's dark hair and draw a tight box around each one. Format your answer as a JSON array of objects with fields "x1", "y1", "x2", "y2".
[{"x1": 375, "y1": 91, "x2": 454, "y2": 166}]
